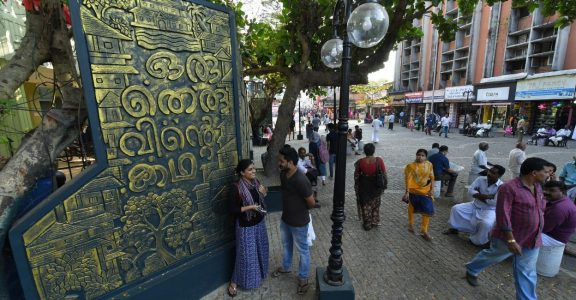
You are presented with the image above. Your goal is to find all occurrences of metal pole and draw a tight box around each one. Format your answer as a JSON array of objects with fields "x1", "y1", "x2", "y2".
[
  {"x1": 325, "y1": 0, "x2": 351, "y2": 286},
  {"x1": 334, "y1": 86, "x2": 338, "y2": 123},
  {"x1": 297, "y1": 99, "x2": 303, "y2": 140}
]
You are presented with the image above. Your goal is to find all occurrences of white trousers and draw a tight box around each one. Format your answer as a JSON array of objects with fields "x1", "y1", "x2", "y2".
[
  {"x1": 448, "y1": 202, "x2": 495, "y2": 245},
  {"x1": 372, "y1": 130, "x2": 380, "y2": 142}
]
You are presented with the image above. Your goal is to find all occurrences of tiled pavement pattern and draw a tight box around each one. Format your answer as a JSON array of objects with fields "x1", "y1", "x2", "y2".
[{"x1": 205, "y1": 123, "x2": 576, "y2": 299}]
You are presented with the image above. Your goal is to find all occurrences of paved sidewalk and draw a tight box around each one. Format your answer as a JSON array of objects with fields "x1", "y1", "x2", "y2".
[{"x1": 205, "y1": 123, "x2": 576, "y2": 299}]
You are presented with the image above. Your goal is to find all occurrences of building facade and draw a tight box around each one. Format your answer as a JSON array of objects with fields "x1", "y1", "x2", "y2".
[{"x1": 392, "y1": 0, "x2": 576, "y2": 132}]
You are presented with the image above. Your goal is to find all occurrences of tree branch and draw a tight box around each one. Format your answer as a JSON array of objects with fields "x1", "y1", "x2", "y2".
[
  {"x1": 303, "y1": 70, "x2": 369, "y2": 88},
  {"x1": 244, "y1": 65, "x2": 291, "y2": 77}
]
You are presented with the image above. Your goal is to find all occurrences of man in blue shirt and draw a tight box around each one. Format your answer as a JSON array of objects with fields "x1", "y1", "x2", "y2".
[{"x1": 428, "y1": 145, "x2": 458, "y2": 198}]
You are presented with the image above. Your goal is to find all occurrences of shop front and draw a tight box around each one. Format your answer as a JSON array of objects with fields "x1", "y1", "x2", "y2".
[
  {"x1": 515, "y1": 71, "x2": 576, "y2": 132},
  {"x1": 474, "y1": 82, "x2": 516, "y2": 130},
  {"x1": 423, "y1": 90, "x2": 446, "y2": 115},
  {"x1": 405, "y1": 92, "x2": 424, "y2": 120},
  {"x1": 445, "y1": 85, "x2": 475, "y2": 129}
]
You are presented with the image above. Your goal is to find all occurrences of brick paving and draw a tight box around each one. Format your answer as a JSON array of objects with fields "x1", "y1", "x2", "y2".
[{"x1": 204, "y1": 123, "x2": 576, "y2": 299}]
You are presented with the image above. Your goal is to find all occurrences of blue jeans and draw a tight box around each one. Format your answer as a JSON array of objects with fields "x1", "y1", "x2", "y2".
[
  {"x1": 466, "y1": 238, "x2": 540, "y2": 300},
  {"x1": 442, "y1": 126, "x2": 449, "y2": 137},
  {"x1": 280, "y1": 221, "x2": 310, "y2": 280},
  {"x1": 329, "y1": 153, "x2": 337, "y2": 177}
]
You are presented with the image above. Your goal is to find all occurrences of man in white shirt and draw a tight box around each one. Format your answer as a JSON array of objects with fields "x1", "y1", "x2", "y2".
[
  {"x1": 444, "y1": 165, "x2": 506, "y2": 248},
  {"x1": 371, "y1": 117, "x2": 382, "y2": 143},
  {"x1": 548, "y1": 125, "x2": 572, "y2": 146},
  {"x1": 468, "y1": 142, "x2": 492, "y2": 185},
  {"x1": 508, "y1": 142, "x2": 526, "y2": 178},
  {"x1": 439, "y1": 113, "x2": 450, "y2": 138}
]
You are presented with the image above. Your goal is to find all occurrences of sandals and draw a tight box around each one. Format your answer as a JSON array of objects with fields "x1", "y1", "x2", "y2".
[
  {"x1": 408, "y1": 225, "x2": 415, "y2": 233},
  {"x1": 227, "y1": 282, "x2": 237, "y2": 298},
  {"x1": 421, "y1": 233, "x2": 433, "y2": 242},
  {"x1": 297, "y1": 279, "x2": 309, "y2": 295},
  {"x1": 271, "y1": 267, "x2": 290, "y2": 278}
]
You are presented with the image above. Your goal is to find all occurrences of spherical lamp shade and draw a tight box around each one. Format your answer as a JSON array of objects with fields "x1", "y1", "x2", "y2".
[
  {"x1": 321, "y1": 38, "x2": 344, "y2": 68},
  {"x1": 347, "y1": 2, "x2": 389, "y2": 48}
]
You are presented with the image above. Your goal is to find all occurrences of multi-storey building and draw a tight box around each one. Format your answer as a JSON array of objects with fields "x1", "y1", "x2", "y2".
[{"x1": 392, "y1": 0, "x2": 576, "y2": 133}]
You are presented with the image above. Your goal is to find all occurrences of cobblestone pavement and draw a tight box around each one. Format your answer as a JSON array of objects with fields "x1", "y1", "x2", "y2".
[{"x1": 204, "y1": 122, "x2": 576, "y2": 300}]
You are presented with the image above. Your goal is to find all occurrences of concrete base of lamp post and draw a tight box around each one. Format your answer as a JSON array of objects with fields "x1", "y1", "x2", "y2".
[
  {"x1": 316, "y1": 267, "x2": 355, "y2": 300},
  {"x1": 297, "y1": 134, "x2": 304, "y2": 140}
]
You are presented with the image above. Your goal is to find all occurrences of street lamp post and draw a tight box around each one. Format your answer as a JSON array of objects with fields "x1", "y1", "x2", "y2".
[
  {"x1": 463, "y1": 90, "x2": 474, "y2": 134},
  {"x1": 320, "y1": 0, "x2": 388, "y2": 296},
  {"x1": 297, "y1": 99, "x2": 303, "y2": 140}
]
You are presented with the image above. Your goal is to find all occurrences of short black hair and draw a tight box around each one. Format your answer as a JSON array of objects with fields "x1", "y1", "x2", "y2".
[
  {"x1": 416, "y1": 148, "x2": 428, "y2": 156},
  {"x1": 432, "y1": 143, "x2": 439, "y2": 149},
  {"x1": 544, "y1": 161, "x2": 557, "y2": 173},
  {"x1": 439, "y1": 145, "x2": 448, "y2": 152},
  {"x1": 235, "y1": 159, "x2": 253, "y2": 175},
  {"x1": 364, "y1": 143, "x2": 376, "y2": 156},
  {"x1": 298, "y1": 147, "x2": 306, "y2": 153},
  {"x1": 543, "y1": 180, "x2": 567, "y2": 193},
  {"x1": 490, "y1": 164, "x2": 506, "y2": 177},
  {"x1": 279, "y1": 145, "x2": 298, "y2": 165},
  {"x1": 520, "y1": 157, "x2": 549, "y2": 175}
]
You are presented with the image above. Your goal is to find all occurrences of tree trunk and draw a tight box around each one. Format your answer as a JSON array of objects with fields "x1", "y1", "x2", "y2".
[
  {"x1": 249, "y1": 96, "x2": 274, "y2": 143},
  {"x1": 263, "y1": 75, "x2": 303, "y2": 176},
  {"x1": 0, "y1": 0, "x2": 83, "y2": 248}
]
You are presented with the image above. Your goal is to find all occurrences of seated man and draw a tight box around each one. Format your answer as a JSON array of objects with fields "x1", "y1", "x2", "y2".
[
  {"x1": 548, "y1": 125, "x2": 571, "y2": 146},
  {"x1": 541, "y1": 181, "x2": 576, "y2": 247},
  {"x1": 444, "y1": 165, "x2": 506, "y2": 248},
  {"x1": 532, "y1": 125, "x2": 556, "y2": 145},
  {"x1": 559, "y1": 157, "x2": 576, "y2": 201},
  {"x1": 475, "y1": 121, "x2": 492, "y2": 137},
  {"x1": 297, "y1": 147, "x2": 320, "y2": 208},
  {"x1": 428, "y1": 145, "x2": 458, "y2": 198}
]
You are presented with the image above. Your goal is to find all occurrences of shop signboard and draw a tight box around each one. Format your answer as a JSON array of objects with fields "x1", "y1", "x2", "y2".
[
  {"x1": 445, "y1": 85, "x2": 474, "y2": 101},
  {"x1": 477, "y1": 86, "x2": 510, "y2": 101},
  {"x1": 423, "y1": 89, "x2": 445, "y2": 103},
  {"x1": 515, "y1": 75, "x2": 576, "y2": 101},
  {"x1": 405, "y1": 91, "x2": 423, "y2": 104}
]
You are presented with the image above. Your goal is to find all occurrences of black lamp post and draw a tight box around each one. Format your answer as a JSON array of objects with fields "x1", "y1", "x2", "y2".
[
  {"x1": 462, "y1": 89, "x2": 474, "y2": 133},
  {"x1": 319, "y1": 0, "x2": 389, "y2": 296},
  {"x1": 297, "y1": 99, "x2": 303, "y2": 140},
  {"x1": 333, "y1": 86, "x2": 338, "y2": 124}
]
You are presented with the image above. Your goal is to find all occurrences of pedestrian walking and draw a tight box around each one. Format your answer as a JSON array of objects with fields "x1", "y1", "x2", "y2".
[
  {"x1": 272, "y1": 145, "x2": 315, "y2": 295},
  {"x1": 309, "y1": 132, "x2": 326, "y2": 185},
  {"x1": 516, "y1": 116, "x2": 527, "y2": 142},
  {"x1": 388, "y1": 113, "x2": 395, "y2": 130},
  {"x1": 404, "y1": 149, "x2": 435, "y2": 241},
  {"x1": 326, "y1": 124, "x2": 338, "y2": 178},
  {"x1": 354, "y1": 143, "x2": 387, "y2": 231},
  {"x1": 465, "y1": 157, "x2": 549, "y2": 300},
  {"x1": 288, "y1": 118, "x2": 296, "y2": 140},
  {"x1": 439, "y1": 113, "x2": 450, "y2": 138},
  {"x1": 228, "y1": 159, "x2": 269, "y2": 297},
  {"x1": 508, "y1": 142, "x2": 526, "y2": 179},
  {"x1": 371, "y1": 117, "x2": 382, "y2": 143},
  {"x1": 312, "y1": 114, "x2": 321, "y2": 132}
]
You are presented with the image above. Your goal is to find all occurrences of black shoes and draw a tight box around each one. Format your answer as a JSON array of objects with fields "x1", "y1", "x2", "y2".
[
  {"x1": 443, "y1": 228, "x2": 458, "y2": 235},
  {"x1": 465, "y1": 272, "x2": 479, "y2": 286}
]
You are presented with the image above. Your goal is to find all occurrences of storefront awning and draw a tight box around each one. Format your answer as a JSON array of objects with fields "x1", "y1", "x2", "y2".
[{"x1": 472, "y1": 102, "x2": 511, "y2": 106}]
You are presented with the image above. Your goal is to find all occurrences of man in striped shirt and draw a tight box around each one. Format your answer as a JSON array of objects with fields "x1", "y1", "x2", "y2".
[{"x1": 465, "y1": 157, "x2": 550, "y2": 300}]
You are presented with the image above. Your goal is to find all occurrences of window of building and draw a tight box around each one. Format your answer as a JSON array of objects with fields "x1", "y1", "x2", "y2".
[{"x1": 517, "y1": 6, "x2": 530, "y2": 18}]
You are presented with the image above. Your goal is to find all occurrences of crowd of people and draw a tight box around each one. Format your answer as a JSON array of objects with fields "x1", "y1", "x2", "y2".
[{"x1": 230, "y1": 120, "x2": 576, "y2": 299}]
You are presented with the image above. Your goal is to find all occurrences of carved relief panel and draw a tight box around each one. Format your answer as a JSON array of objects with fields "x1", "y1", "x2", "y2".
[{"x1": 10, "y1": 0, "x2": 246, "y2": 299}]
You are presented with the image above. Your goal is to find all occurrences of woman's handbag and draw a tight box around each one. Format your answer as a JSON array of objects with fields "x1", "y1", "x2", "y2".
[
  {"x1": 401, "y1": 193, "x2": 410, "y2": 203},
  {"x1": 375, "y1": 158, "x2": 387, "y2": 190}
]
